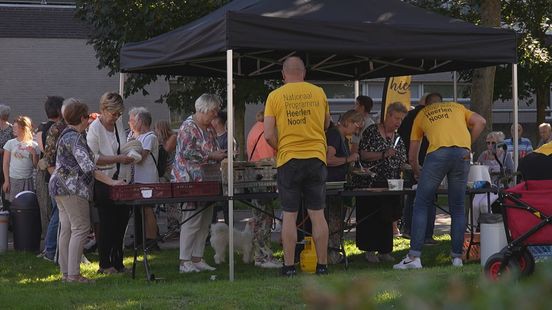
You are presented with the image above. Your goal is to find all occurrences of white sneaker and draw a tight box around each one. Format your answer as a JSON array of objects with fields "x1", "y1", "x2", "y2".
[
  {"x1": 193, "y1": 260, "x2": 216, "y2": 271},
  {"x1": 452, "y1": 257, "x2": 463, "y2": 267},
  {"x1": 179, "y1": 261, "x2": 200, "y2": 273},
  {"x1": 365, "y1": 251, "x2": 380, "y2": 263},
  {"x1": 254, "y1": 259, "x2": 282, "y2": 269},
  {"x1": 393, "y1": 256, "x2": 422, "y2": 270}
]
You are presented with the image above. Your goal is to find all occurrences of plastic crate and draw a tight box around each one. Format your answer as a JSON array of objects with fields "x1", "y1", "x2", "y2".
[
  {"x1": 171, "y1": 181, "x2": 221, "y2": 197},
  {"x1": 222, "y1": 180, "x2": 277, "y2": 195},
  {"x1": 221, "y1": 160, "x2": 277, "y2": 184},
  {"x1": 109, "y1": 183, "x2": 172, "y2": 201},
  {"x1": 201, "y1": 164, "x2": 222, "y2": 182},
  {"x1": 528, "y1": 245, "x2": 552, "y2": 260}
]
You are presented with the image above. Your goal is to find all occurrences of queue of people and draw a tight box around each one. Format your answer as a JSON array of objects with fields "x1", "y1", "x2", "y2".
[{"x1": 3, "y1": 56, "x2": 543, "y2": 281}]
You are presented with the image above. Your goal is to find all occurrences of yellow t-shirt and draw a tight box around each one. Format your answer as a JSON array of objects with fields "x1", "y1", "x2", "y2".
[
  {"x1": 264, "y1": 82, "x2": 329, "y2": 167},
  {"x1": 534, "y1": 142, "x2": 552, "y2": 155},
  {"x1": 411, "y1": 102, "x2": 474, "y2": 154}
]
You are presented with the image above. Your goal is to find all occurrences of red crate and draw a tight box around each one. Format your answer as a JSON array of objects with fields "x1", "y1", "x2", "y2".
[
  {"x1": 109, "y1": 183, "x2": 172, "y2": 201},
  {"x1": 171, "y1": 181, "x2": 221, "y2": 197}
]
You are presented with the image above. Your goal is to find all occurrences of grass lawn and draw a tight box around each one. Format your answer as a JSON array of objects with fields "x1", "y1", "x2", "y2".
[{"x1": 1, "y1": 235, "x2": 551, "y2": 309}]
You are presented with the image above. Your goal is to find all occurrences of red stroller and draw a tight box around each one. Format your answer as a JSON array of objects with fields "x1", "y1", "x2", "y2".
[{"x1": 484, "y1": 180, "x2": 552, "y2": 280}]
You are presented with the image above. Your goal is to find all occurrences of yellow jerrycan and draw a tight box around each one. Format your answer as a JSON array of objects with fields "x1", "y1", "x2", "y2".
[{"x1": 300, "y1": 236, "x2": 317, "y2": 273}]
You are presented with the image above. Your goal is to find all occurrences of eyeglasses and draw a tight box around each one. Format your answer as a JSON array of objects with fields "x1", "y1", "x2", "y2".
[{"x1": 486, "y1": 141, "x2": 496, "y2": 145}]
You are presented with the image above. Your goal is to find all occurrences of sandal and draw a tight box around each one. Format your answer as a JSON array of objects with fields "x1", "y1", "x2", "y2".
[
  {"x1": 97, "y1": 267, "x2": 118, "y2": 274},
  {"x1": 67, "y1": 275, "x2": 95, "y2": 284}
]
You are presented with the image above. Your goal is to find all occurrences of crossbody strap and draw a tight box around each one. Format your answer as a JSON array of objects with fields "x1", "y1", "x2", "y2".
[
  {"x1": 249, "y1": 131, "x2": 264, "y2": 161},
  {"x1": 113, "y1": 124, "x2": 121, "y2": 180}
]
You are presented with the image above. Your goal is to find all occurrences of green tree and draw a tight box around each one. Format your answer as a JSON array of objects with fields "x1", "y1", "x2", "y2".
[
  {"x1": 501, "y1": 0, "x2": 552, "y2": 128},
  {"x1": 469, "y1": 0, "x2": 500, "y2": 155},
  {"x1": 75, "y1": 0, "x2": 276, "y2": 159},
  {"x1": 407, "y1": 0, "x2": 552, "y2": 144}
]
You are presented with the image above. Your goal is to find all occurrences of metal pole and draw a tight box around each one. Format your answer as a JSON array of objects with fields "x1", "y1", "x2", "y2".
[
  {"x1": 354, "y1": 80, "x2": 360, "y2": 98},
  {"x1": 226, "y1": 49, "x2": 235, "y2": 281},
  {"x1": 512, "y1": 64, "x2": 519, "y2": 173},
  {"x1": 119, "y1": 73, "x2": 125, "y2": 96},
  {"x1": 453, "y1": 71, "x2": 457, "y2": 102}
]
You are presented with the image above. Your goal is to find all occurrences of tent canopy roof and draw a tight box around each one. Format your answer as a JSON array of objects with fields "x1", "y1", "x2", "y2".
[{"x1": 120, "y1": 0, "x2": 517, "y2": 80}]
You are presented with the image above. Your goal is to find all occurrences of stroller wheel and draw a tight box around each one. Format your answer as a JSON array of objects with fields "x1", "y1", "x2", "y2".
[
  {"x1": 484, "y1": 253, "x2": 519, "y2": 281},
  {"x1": 517, "y1": 248, "x2": 535, "y2": 277}
]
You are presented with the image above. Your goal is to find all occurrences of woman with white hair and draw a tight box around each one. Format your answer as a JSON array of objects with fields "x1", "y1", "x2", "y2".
[
  {"x1": 471, "y1": 131, "x2": 514, "y2": 226},
  {"x1": 173, "y1": 93, "x2": 227, "y2": 273}
]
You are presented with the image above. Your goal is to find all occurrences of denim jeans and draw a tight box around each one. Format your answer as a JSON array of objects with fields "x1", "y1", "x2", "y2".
[
  {"x1": 403, "y1": 192, "x2": 436, "y2": 240},
  {"x1": 43, "y1": 198, "x2": 59, "y2": 258},
  {"x1": 409, "y1": 147, "x2": 470, "y2": 258}
]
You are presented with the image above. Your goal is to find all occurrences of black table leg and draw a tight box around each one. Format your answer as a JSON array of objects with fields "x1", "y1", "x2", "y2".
[
  {"x1": 132, "y1": 205, "x2": 138, "y2": 279},
  {"x1": 141, "y1": 205, "x2": 153, "y2": 281}
]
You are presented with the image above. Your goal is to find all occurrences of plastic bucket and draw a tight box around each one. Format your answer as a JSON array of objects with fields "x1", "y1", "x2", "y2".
[
  {"x1": 387, "y1": 179, "x2": 404, "y2": 191},
  {"x1": 480, "y1": 213, "x2": 507, "y2": 266}
]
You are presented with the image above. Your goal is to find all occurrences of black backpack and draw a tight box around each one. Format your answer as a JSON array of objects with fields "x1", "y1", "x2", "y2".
[{"x1": 150, "y1": 144, "x2": 169, "y2": 178}]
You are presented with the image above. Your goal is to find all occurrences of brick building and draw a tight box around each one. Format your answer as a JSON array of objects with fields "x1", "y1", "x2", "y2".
[{"x1": 0, "y1": 1, "x2": 170, "y2": 127}]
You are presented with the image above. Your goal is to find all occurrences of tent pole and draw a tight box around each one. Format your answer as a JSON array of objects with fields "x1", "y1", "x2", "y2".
[
  {"x1": 354, "y1": 80, "x2": 360, "y2": 98},
  {"x1": 512, "y1": 64, "x2": 519, "y2": 174},
  {"x1": 119, "y1": 73, "x2": 125, "y2": 96},
  {"x1": 453, "y1": 71, "x2": 457, "y2": 102},
  {"x1": 226, "y1": 49, "x2": 235, "y2": 281}
]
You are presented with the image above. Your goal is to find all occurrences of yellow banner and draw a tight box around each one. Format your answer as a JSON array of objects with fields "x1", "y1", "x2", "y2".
[{"x1": 381, "y1": 76, "x2": 411, "y2": 122}]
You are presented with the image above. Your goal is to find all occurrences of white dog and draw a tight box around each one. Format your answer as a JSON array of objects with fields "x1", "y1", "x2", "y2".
[{"x1": 210, "y1": 221, "x2": 254, "y2": 264}]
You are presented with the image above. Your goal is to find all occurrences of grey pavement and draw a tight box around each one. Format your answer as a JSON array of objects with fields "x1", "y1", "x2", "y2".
[{"x1": 3, "y1": 208, "x2": 452, "y2": 252}]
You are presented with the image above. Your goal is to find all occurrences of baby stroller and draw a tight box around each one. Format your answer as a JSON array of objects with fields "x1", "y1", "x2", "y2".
[{"x1": 484, "y1": 180, "x2": 552, "y2": 280}]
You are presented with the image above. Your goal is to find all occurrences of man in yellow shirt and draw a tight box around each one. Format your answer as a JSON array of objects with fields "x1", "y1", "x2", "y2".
[
  {"x1": 264, "y1": 56, "x2": 330, "y2": 276},
  {"x1": 394, "y1": 93, "x2": 486, "y2": 270}
]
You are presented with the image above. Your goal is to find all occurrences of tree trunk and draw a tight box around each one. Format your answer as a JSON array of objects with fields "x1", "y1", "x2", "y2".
[
  {"x1": 470, "y1": 0, "x2": 500, "y2": 157},
  {"x1": 536, "y1": 84, "x2": 551, "y2": 139}
]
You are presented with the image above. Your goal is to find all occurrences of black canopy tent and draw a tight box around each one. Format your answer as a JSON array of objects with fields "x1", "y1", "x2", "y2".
[
  {"x1": 120, "y1": 0, "x2": 519, "y2": 280},
  {"x1": 120, "y1": 0, "x2": 516, "y2": 80}
]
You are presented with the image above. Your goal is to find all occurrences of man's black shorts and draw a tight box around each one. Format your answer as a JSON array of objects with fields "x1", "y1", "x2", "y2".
[{"x1": 277, "y1": 158, "x2": 327, "y2": 212}]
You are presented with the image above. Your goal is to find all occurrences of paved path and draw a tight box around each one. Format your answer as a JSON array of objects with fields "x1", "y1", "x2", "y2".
[{"x1": 4, "y1": 208, "x2": 452, "y2": 251}]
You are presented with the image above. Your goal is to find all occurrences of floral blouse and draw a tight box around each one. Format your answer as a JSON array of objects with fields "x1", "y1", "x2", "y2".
[
  {"x1": 359, "y1": 124, "x2": 406, "y2": 183},
  {"x1": 171, "y1": 115, "x2": 219, "y2": 182},
  {"x1": 44, "y1": 119, "x2": 67, "y2": 168},
  {"x1": 0, "y1": 124, "x2": 14, "y2": 149},
  {"x1": 49, "y1": 127, "x2": 95, "y2": 201}
]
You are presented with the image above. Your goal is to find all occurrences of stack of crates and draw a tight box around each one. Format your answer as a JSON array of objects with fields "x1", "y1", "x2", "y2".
[{"x1": 221, "y1": 159, "x2": 277, "y2": 194}]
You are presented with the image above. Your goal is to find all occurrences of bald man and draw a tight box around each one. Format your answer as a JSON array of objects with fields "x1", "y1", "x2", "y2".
[{"x1": 264, "y1": 56, "x2": 330, "y2": 276}]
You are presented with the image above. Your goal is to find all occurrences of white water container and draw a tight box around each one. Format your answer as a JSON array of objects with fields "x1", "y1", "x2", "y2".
[
  {"x1": 0, "y1": 211, "x2": 9, "y2": 253},
  {"x1": 480, "y1": 213, "x2": 508, "y2": 266},
  {"x1": 468, "y1": 164, "x2": 492, "y2": 184}
]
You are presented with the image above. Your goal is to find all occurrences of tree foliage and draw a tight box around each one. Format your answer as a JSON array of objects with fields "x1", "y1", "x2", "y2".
[
  {"x1": 75, "y1": 0, "x2": 223, "y2": 100},
  {"x1": 76, "y1": 0, "x2": 279, "y2": 158},
  {"x1": 405, "y1": 0, "x2": 552, "y2": 112}
]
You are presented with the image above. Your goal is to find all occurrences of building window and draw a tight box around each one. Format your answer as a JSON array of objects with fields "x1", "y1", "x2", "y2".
[
  {"x1": 422, "y1": 83, "x2": 471, "y2": 99},
  {"x1": 317, "y1": 82, "x2": 355, "y2": 99}
]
